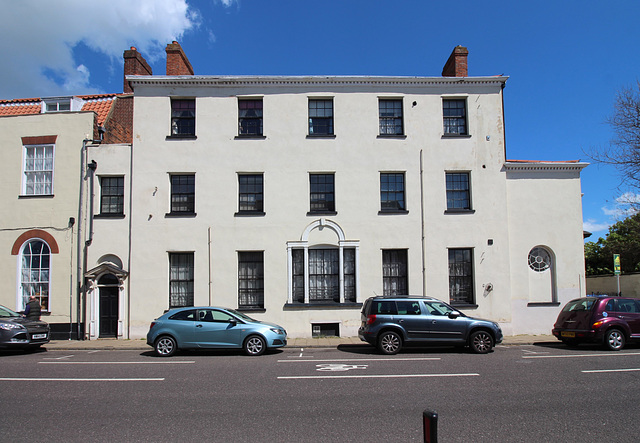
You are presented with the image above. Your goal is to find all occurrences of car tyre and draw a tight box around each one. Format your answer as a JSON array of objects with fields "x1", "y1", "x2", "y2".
[
  {"x1": 244, "y1": 335, "x2": 266, "y2": 356},
  {"x1": 378, "y1": 331, "x2": 402, "y2": 355},
  {"x1": 154, "y1": 335, "x2": 177, "y2": 357},
  {"x1": 469, "y1": 330, "x2": 494, "y2": 354},
  {"x1": 603, "y1": 329, "x2": 625, "y2": 351}
]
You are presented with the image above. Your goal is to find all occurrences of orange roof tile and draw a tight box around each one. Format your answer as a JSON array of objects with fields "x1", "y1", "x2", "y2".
[
  {"x1": 0, "y1": 98, "x2": 42, "y2": 116},
  {"x1": 81, "y1": 96, "x2": 117, "y2": 126}
]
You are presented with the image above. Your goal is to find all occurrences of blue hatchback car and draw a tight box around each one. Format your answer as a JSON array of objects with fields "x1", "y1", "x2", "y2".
[{"x1": 147, "y1": 306, "x2": 287, "y2": 357}]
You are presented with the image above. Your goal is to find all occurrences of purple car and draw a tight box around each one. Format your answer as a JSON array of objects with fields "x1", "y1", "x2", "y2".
[{"x1": 552, "y1": 296, "x2": 640, "y2": 350}]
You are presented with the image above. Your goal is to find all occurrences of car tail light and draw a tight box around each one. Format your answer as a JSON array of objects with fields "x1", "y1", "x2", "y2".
[
  {"x1": 367, "y1": 314, "x2": 377, "y2": 325},
  {"x1": 149, "y1": 322, "x2": 156, "y2": 330}
]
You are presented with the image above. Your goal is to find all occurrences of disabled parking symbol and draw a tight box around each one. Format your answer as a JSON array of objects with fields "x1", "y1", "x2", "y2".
[{"x1": 316, "y1": 363, "x2": 368, "y2": 372}]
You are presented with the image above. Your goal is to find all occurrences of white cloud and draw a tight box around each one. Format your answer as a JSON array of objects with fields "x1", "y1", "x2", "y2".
[
  {"x1": 583, "y1": 219, "x2": 610, "y2": 234},
  {"x1": 601, "y1": 192, "x2": 640, "y2": 218},
  {"x1": 0, "y1": 0, "x2": 198, "y2": 99}
]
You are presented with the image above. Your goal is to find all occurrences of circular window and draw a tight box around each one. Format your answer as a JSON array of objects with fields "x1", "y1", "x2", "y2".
[{"x1": 528, "y1": 247, "x2": 551, "y2": 272}]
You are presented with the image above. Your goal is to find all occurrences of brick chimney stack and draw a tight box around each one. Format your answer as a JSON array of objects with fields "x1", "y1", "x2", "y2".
[
  {"x1": 123, "y1": 46, "x2": 152, "y2": 93},
  {"x1": 166, "y1": 41, "x2": 194, "y2": 75},
  {"x1": 441, "y1": 45, "x2": 469, "y2": 77}
]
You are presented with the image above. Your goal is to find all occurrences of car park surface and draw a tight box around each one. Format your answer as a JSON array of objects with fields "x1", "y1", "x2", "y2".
[
  {"x1": 0, "y1": 304, "x2": 50, "y2": 350},
  {"x1": 358, "y1": 296, "x2": 503, "y2": 354},
  {"x1": 552, "y1": 296, "x2": 640, "y2": 350},
  {"x1": 146, "y1": 306, "x2": 287, "y2": 356}
]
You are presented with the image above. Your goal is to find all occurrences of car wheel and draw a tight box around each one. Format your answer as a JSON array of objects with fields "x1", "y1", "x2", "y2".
[
  {"x1": 604, "y1": 329, "x2": 625, "y2": 351},
  {"x1": 378, "y1": 331, "x2": 402, "y2": 355},
  {"x1": 469, "y1": 330, "x2": 494, "y2": 354},
  {"x1": 154, "y1": 336, "x2": 177, "y2": 357},
  {"x1": 244, "y1": 335, "x2": 266, "y2": 356}
]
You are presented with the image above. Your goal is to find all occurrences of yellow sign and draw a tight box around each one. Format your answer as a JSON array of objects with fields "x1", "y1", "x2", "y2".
[{"x1": 613, "y1": 254, "x2": 621, "y2": 276}]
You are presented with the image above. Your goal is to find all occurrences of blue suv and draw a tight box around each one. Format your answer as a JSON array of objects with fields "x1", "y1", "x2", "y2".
[{"x1": 358, "y1": 296, "x2": 503, "y2": 354}]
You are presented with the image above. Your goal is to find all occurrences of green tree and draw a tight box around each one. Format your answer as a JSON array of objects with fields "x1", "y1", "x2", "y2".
[{"x1": 585, "y1": 213, "x2": 640, "y2": 275}]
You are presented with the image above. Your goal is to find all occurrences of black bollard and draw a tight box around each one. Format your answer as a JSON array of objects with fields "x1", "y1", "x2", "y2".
[{"x1": 423, "y1": 410, "x2": 438, "y2": 443}]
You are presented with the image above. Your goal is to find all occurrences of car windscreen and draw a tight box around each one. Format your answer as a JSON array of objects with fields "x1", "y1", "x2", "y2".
[
  {"x1": 561, "y1": 299, "x2": 596, "y2": 313},
  {"x1": 0, "y1": 305, "x2": 20, "y2": 318}
]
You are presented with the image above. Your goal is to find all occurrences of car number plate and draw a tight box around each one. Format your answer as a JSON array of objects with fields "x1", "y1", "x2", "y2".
[
  {"x1": 32, "y1": 334, "x2": 47, "y2": 339},
  {"x1": 561, "y1": 331, "x2": 575, "y2": 338}
]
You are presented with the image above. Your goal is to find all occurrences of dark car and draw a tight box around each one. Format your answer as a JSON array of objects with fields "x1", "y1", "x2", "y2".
[
  {"x1": 358, "y1": 296, "x2": 503, "y2": 354},
  {"x1": 552, "y1": 296, "x2": 640, "y2": 350},
  {"x1": 147, "y1": 306, "x2": 287, "y2": 357},
  {"x1": 0, "y1": 304, "x2": 50, "y2": 350}
]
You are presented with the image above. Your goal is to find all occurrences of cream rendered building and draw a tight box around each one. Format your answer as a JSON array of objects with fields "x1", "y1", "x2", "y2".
[{"x1": 109, "y1": 44, "x2": 587, "y2": 339}]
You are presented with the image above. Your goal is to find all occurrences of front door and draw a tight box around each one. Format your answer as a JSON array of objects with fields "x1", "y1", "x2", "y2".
[{"x1": 99, "y1": 284, "x2": 119, "y2": 338}]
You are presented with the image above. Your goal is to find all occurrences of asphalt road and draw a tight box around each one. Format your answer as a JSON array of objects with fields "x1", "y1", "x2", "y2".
[{"x1": 1, "y1": 342, "x2": 639, "y2": 442}]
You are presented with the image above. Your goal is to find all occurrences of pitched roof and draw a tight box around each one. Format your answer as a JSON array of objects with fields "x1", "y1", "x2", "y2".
[{"x1": 0, "y1": 93, "x2": 122, "y2": 126}]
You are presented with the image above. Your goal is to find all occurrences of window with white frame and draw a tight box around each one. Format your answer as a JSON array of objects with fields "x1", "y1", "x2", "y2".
[
  {"x1": 100, "y1": 176, "x2": 125, "y2": 215},
  {"x1": 169, "y1": 252, "x2": 194, "y2": 308},
  {"x1": 379, "y1": 99, "x2": 403, "y2": 135},
  {"x1": 20, "y1": 240, "x2": 50, "y2": 311},
  {"x1": 445, "y1": 172, "x2": 471, "y2": 211},
  {"x1": 23, "y1": 145, "x2": 54, "y2": 195},
  {"x1": 443, "y1": 99, "x2": 468, "y2": 135},
  {"x1": 308, "y1": 99, "x2": 334, "y2": 135}
]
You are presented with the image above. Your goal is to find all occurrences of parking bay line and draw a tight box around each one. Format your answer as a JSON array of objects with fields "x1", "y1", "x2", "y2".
[
  {"x1": 278, "y1": 357, "x2": 441, "y2": 363},
  {"x1": 278, "y1": 373, "x2": 478, "y2": 380},
  {"x1": 38, "y1": 361, "x2": 195, "y2": 365},
  {"x1": 0, "y1": 378, "x2": 165, "y2": 382},
  {"x1": 523, "y1": 352, "x2": 640, "y2": 359},
  {"x1": 582, "y1": 368, "x2": 640, "y2": 374}
]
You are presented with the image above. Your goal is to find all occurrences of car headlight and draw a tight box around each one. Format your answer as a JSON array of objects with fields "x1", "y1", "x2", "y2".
[
  {"x1": 0, "y1": 323, "x2": 26, "y2": 331},
  {"x1": 270, "y1": 328, "x2": 285, "y2": 335}
]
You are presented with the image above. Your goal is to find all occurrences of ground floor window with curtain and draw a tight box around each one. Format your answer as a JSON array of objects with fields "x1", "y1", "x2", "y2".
[
  {"x1": 169, "y1": 252, "x2": 194, "y2": 308},
  {"x1": 292, "y1": 247, "x2": 356, "y2": 303},
  {"x1": 382, "y1": 249, "x2": 408, "y2": 296},
  {"x1": 448, "y1": 248, "x2": 474, "y2": 304},
  {"x1": 238, "y1": 251, "x2": 264, "y2": 309}
]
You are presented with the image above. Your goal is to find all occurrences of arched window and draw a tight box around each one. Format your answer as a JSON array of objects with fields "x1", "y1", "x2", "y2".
[{"x1": 20, "y1": 240, "x2": 50, "y2": 311}]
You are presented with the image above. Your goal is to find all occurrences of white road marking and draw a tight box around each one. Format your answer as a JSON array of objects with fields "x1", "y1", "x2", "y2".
[
  {"x1": 38, "y1": 361, "x2": 195, "y2": 364},
  {"x1": 278, "y1": 373, "x2": 478, "y2": 380},
  {"x1": 42, "y1": 355, "x2": 75, "y2": 360},
  {"x1": 278, "y1": 357, "x2": 440, "y2": 363},
  {"x1": 0, "y1": 378, "x2": 164, "y2": 382},
  {"x1": 316, "y1": 364, "x2": 368, "y2": 371},
  {"x1": 582, "y1": 368, "x2": 640, "y2": 373},
  {"x1": 523, "y1": 352, "x2": 640, "y2": 359}
]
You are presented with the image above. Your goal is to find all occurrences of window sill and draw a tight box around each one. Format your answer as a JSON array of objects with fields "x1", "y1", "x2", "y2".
[
  {"x1": 377, "y1": 134, "x2": 406, "y2": 139},
  {"x1": 165, "y1": 212, "x2": 197, "y2": 218},
  {"x1": 307, "y1": 211, "x2": 337, "y2": 216},
  {"x1": 235, "y1": 211, "x2": 266, "y2": 217},
  {"x1": 444, "y1": 209, "x2": 475, "y2": 214},
  {"x1": 19, "y1": 194, "x2": 54, "y2": 199},
  {"x1": 527, "y1": 302, "x2": 561, "y2": 307},
  {"x1": 166, "y1": 135, "x2": 197, "y2": 140},
  {"x1": 441, "y1": 134, "x2": 471, "y2": 139},
  {"x1": 235, "y1": 135, "x2": 266, "y2": 140},
  {"x1": 306, "y1": 134, "x2": 336, "y2": 139},
  {"x1": 451, "y1": 303, "x2": 478, "y2": 309},
  {"x1": 378, "y1": 209, "x2": 409, "y2": 215},
  {"x1": 284, "y1": 302, "x2": 362, "y2": 310},
  {"x1": 237, "y1": 307, "x2": 266, "y2": 313},
  {"x1": 94, "y1": 214, "x2": 126, "y2": 219}
]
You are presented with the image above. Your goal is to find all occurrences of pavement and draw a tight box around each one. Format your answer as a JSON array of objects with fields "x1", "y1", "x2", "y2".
[{"x1": 42, "y1": 334, "x2": 558, "y2": 351}]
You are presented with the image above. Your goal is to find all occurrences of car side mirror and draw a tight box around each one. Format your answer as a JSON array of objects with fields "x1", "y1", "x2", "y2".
[
  {"x1": 448, "y1": 311, "x2": 461, "y2": 319},
  {"x1": 228, "y1": 319, "x2": 237, "y2": 326}
]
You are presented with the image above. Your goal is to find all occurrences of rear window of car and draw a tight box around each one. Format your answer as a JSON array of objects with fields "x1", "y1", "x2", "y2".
[
  {"x1": 169, "y1": 309, "x2": 196, "y2": 321},
  {"x1": 371, "y1": 300, "x2": 398, "y2": 315},
  {"x1": 562, "y1": 299, "x2": 595, "y2": 313}
]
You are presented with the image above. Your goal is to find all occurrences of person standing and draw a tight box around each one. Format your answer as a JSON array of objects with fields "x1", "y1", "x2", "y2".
[{"x1": 24, "y1": 295, "x2": 42, "y2": 320}]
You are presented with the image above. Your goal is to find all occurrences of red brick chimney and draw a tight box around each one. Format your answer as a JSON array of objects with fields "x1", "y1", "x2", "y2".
[
  {"x1": 166, "y1": 41, "x2": 194, "y2": 75},
  {"x1": 123, "y1": 46, "x2": 152, "y2": 93},
  {"x1": 441, "y1": 46, "x2": 469, "y2": 77}
]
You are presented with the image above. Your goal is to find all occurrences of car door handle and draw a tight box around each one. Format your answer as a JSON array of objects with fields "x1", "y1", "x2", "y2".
[{"x1": 196, "y1": 324, "x2": 203, "y2": 328}]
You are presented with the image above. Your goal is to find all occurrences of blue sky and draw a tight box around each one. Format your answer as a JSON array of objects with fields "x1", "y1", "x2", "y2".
[{"x1": 2, "y1": 0, "x2": 639, "y2": 239}]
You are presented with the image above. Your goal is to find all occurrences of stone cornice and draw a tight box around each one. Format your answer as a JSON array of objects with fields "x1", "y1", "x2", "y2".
[
  {"x1": 504, "y1": 161, "x2": 588, "y2": 172},
  {"x1": 126, "y1": 75, "x2": 508, "y2": 88}
]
